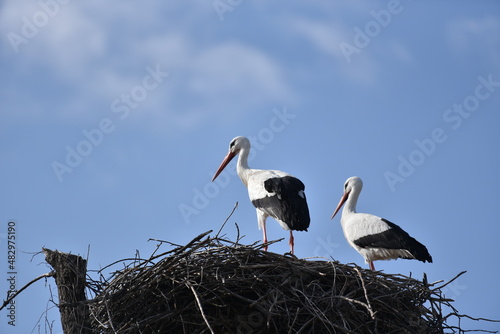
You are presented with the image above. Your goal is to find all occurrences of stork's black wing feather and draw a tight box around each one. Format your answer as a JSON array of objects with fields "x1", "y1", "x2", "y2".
[
  {"x1": 252, "y1": 176, "x2": 310, "y2": 231},
  {"x1": 353, "y1": 219, "x2": 432, "y2": 263}
]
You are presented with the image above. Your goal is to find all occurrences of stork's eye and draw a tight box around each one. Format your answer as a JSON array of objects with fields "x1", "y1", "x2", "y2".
[
  {"x1": 344, "y1": 182, "x2": 348, "y2": 190},
  {"x1": 230, "y1": 141, "x2": 236, "y2": 148}
]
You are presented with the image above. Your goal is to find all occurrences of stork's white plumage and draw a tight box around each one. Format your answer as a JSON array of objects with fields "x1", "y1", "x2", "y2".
[
  {"x1": 212, "y1": 136, "x2": 310, "y2": 254},
  {"x1": 331, "y1": 176, "x2": 432, "y2": 270}
]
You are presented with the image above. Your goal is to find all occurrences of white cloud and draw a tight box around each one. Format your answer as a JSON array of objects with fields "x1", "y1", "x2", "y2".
[
  {"x1": 130, "y1": 41, "x2": 296, "y2": 133},
  {"x1": 292, "y1": 19, "x2": 348, "y2": 61},
  {"x1": 0, "y1": 1, "x2": 39, "y2": 33},
  {"x1": 446, "y1": 17, "x2": 500, "y2": 66},
  {"x1": 290, "y1": 13, "x2": 416, "y2": 85},
  {"x1": 386, "y1": 41, "x2": 413, "y2": 63},
  {"x1": 0, "y1": 1, "x2": 296, "y2": 131},
  {"x1": 190, "y1": 42, "x2": 293, "y2": 107},
  {"x1": 291, "y1": 18, "x2": 379, "y2": 84}
]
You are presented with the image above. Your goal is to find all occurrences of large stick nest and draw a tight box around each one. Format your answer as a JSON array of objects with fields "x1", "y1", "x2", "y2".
[{"x1": 84, "y1": 228, "x2": 472, "y2": 334}]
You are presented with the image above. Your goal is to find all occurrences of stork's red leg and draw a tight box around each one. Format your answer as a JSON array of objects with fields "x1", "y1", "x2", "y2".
[
  {"x1": 289, "y1": 230, "x2": 295, "y2": 254},
  {"x1": 369, "y1": 261, "x2": 375, "y2": 270},
  {"x1": 258, "y1": 214, "x2": 268, "y2": 251},
  {"x1": 262, "y1": 226, "x2": 268, "y2": 251}
]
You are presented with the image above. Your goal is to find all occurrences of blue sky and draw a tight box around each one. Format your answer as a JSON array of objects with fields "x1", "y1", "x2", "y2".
[{"x1": 1, "y1": 1, "x2": 499, "y2": 332}]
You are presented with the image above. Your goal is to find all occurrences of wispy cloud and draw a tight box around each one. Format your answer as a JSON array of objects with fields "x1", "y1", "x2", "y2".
[
  {"x1": 287, "y1": 0, "x2": 416, "y2": 85},
  {"x1": 290, "y1": 18, "x2": 379, "y2": 84},
  {"x1": 446, "y1": 16, "x2": 500, "y2": 66},
  {"x1": 386, "y1": 41, "x2": 413, "y2": 64},
  {"x1": 292, "y1": 18, "x2": 348, "y2": 61},
  {"x1": 0, "y1": 1, "x2": 296, "y2": 132},
  {"x1": 189, "y1": 42, "x2": 294, "y2": 109}
]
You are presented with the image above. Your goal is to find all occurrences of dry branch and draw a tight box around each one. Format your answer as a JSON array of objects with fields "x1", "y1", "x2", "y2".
[
  {"x1": 0, "y1": 272, "x2": 54, "y2": 311},
  {"x1": 43, "y1": 248, "x2": 92, "y2": 334}
]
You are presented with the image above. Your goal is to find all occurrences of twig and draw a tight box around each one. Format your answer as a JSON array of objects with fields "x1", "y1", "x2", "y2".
[
  {"x1": 148, "y1": 238, "x2": 182, "y2": 248},
  {"x1": 456, "y1": 314, "x2": 500, "y2": 323},
  {"x1": 354, "y1": 266, "x2": 376, "y2": 319},
  {"x1": 216, "y1": 201, "x2": 238, "y2": 238},
  {"x1": 0, "y1": 272, "x2": 54, "y2": 311},
  {"x1": 337, "y1": 296, "x2": 374, "y2": 315},
  {"x1": 103, "y1": 292, "x2": 118, "y2": 333},
  {"x1": 434, "y1": 270, "x2": 467, "y2": 290},
  {"x1": 235, "y1": 222, "x2": 241, "y2": 243},
  {"x1": 186, "y1": 281, "x2": 215, "y2": 334}
]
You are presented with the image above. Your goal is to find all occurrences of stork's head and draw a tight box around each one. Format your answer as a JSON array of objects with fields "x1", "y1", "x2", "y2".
[
  {"x1": 212, "y1": 136, "x2": 250, "y2": 182},
  {"x1": 228, "y1": 136, "x2": 250, "y2": 154},
  {"x1": 331, "y1": 176, "x2": 363, "y2": 219}
]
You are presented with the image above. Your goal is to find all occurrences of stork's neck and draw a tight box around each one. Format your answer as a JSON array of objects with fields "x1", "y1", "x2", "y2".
[
  {"x1": 236, "y1": 146, "x2": 251, "y2": 187},
  {"x1": 343, "y1": 188, "x2": 360, "y2": 216}
]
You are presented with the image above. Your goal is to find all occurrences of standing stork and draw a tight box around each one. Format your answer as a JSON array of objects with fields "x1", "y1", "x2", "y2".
[
  {"x1": 331, "y1": 176, "x2": 432, "y2": 270},
  {"x1": 212, "y1": 136, "x2": 310, "y2": 254}
]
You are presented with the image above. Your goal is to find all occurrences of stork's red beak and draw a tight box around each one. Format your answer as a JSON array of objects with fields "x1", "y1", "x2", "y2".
[
  {"x1": 331, "y1": 191, "x2": 349, "y2": 219},
  {"x1": 212, "y1": 151, "x2": 237, "y2": 182}
]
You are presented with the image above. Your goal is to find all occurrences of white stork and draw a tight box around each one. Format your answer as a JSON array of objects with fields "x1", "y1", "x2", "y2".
[
  {"x1": 331, "y1": 176, "x2": 432, "y2": 270},
  {"x1": 212, "y1": 136, "x2": 310, "y2": 254}
]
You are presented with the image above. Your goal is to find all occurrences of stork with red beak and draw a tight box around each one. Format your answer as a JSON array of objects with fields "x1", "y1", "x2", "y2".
[
  {"x1": 212, "y1": 136, "x2": 310, "y2": 254},
  {"x1": 331, "y1": 176, "x2": 432, "y2": 270}
]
